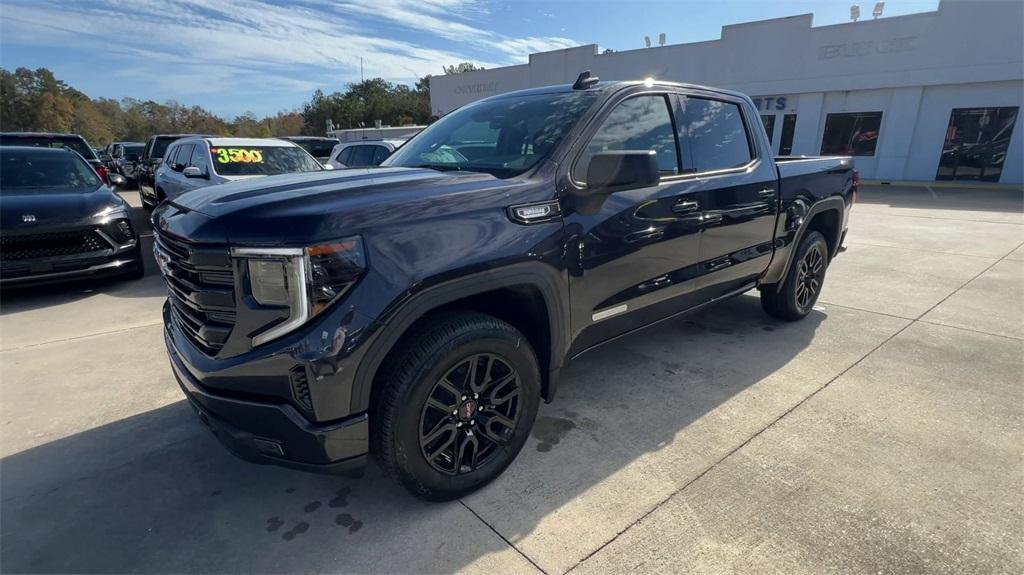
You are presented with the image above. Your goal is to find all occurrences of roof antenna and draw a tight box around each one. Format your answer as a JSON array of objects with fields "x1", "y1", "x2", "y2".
[{"x1": 573, "y1": 70, "x2": 599, "y2": 90}]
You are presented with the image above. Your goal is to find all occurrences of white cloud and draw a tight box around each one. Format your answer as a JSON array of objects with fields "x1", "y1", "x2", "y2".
[{"x1": 0, "y1": 0, "x2": 579, "y2": 114}]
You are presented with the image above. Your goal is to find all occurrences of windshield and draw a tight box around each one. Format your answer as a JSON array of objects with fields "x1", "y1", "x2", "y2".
[
  {"x1": 294, "y1": 139, "x2": 338, "y2": 158},
  {"x1": 383, "y1": 91, "x2": 598, "y2": 178},
  {"x1": 0, "y1": 135, "x2": 96, "y2": 160},
  {"x1": 151, "y1": 137, "x2": 178, "y2": 160},
  {"x1": 0, "y1": 149, "x2": 101, "y2": 192},
  {"x1": 124, "y1": 144, "x2": 144, "y2": 157},
  {"x1": 210, "y1": 145, "x2": 323, "y2": 176}
]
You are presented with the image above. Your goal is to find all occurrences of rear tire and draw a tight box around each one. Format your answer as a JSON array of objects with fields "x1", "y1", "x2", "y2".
[
  {"x1": 371, "y1": 311, "x2": 541, "y2": 501},
  {"x1": 760, "y1": 230, "x2": 829, "y2": 321}
]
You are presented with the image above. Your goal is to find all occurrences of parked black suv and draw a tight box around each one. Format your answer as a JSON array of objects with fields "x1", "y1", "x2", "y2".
[
  {"x1": 155, "y1": 78, "x2": 855, "y2": 500},
  {"x1": 1, "y1": 147, "x2": 143, "y2": 286}
]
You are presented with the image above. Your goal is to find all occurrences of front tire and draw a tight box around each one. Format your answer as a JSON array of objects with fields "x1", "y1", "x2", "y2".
[
  {"x1": 372, "y1": 312, "x2": 541, "y2": 501},
  {"x1": 760, "y1": 230, "x2": 829, "y2": 321}
]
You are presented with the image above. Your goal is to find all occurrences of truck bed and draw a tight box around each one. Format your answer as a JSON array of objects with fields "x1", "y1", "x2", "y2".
[{"x1": 775, "y1": 155, "x2": 855, "y2": 199}]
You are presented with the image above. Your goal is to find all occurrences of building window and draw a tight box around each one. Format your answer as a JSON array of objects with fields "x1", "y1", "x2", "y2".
[
  {"x1": 760, "y1": 115, "x2": 776, "y2": 145},
  {"x1": 936, "y1": 107, "x2": 1019, "y2": 182},
  {"x1": 821, "y1": 112, "x2": 882, "y2": 156},
  {"x1": 779, "y1": 114, "x2": 797, "y2": 155}
]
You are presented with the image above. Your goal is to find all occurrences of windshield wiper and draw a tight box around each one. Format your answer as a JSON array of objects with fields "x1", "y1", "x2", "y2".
[{"x1": 412, "y1": 163, "x2": 464, "y2": 172}]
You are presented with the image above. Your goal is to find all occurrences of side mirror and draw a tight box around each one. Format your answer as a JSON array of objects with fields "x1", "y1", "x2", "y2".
[
  {"x1": 585, "y1": 150, "x2": 660, "y2": 194},
  {"x1": 108, "y1": 173, "x2": 126, "y2": 187},
  {"x1": 182, "y1": 166, "x2": 206, "y2": 178}
]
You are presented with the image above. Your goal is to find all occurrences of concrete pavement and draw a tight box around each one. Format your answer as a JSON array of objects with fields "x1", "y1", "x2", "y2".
[{"x1": 1, "y1": 185, "x2": 1021, "y2": 573}]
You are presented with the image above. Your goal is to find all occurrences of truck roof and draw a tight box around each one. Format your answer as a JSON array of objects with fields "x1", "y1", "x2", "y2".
[{"x1": 486, "y1": 79, "x2": 751, "y2": 103}]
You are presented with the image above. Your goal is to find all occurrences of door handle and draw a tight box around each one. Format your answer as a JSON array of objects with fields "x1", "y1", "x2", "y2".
[
  {"x1": 758, "y1": 188, "x2": 776, "y2": 200},
  {"x1": 672, "y1": 200, "x2": 700, "y2": 214}
]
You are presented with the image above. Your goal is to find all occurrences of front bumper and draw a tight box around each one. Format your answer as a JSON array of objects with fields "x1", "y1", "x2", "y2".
[
  {"x1": 0, "y1": 247, "x2": 142, "y2": 287},
  {"x1": 165, "y1": 317, "x2": 369, "y2": 475}
]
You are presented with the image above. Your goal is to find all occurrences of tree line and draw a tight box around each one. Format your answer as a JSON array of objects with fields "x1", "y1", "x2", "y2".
[{"x1": 0, "y1": 63, "x2": 482, "y2": 147}]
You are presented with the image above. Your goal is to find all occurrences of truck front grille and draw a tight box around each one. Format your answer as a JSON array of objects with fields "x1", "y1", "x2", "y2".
[
  {"x1": 1, "y1": 229, "x2": 109, "y2": 260},
  {"x1": 155, "y1": 231, "x2": 236, "y2": 355}
]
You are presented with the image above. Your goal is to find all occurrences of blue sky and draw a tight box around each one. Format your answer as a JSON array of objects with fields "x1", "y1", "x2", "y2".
[{"x1": 0, "y1": 0, "x2": 940, "y2": 118}]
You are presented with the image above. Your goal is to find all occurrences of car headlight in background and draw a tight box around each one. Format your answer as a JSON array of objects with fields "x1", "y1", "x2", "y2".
[
  {"x1": 234, "y1": 237, "x2": 366, "y2": 347},
  {"x1": 93, "y1": 205, "x2": 129, "y2": 222}
]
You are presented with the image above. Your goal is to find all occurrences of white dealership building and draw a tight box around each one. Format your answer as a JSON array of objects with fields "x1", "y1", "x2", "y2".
[{"x1": 430, "y1": 0, "x2": 1023, "y2": 185}]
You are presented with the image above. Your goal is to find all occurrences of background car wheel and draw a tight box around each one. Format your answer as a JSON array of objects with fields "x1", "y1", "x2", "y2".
[
  {"x1": 760, "y1": 230, "x2": 829, "y2": 321},
  {"x1": 372, "y1": 311, "x2": 540, "y2": 501}
]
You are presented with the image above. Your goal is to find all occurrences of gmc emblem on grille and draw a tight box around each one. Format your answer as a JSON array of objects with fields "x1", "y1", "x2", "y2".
[{"x1": 21, "y1": 214, "x2": 36, "y2": 223}]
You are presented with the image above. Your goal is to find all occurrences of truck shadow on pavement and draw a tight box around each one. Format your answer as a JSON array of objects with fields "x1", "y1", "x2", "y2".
[{"x1": 0, "y1": 295, "x2": 825, "y2": 573}]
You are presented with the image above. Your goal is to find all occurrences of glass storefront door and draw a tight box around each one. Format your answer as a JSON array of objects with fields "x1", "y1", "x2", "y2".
[{"x1": 936, "y1": 107, "x2": 1019, "y2": 182}]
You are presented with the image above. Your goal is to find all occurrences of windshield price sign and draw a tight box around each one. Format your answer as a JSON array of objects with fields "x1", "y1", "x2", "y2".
[{"x1": 211, "y1": 148, "x2": 264, "y2": 163}]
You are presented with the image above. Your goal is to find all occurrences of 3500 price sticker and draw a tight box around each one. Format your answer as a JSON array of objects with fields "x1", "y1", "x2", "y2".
[{"x1": 212, "y1": 148, "x2": 264, "y2": 163}]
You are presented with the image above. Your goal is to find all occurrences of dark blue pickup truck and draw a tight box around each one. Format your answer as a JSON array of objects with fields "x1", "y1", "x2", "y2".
[{"x1": 154, "y1": 75, "x2": 856, "y2": 500}]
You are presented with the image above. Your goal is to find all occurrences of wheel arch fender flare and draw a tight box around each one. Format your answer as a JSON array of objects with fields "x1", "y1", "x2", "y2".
[
  {"x1": 761, "y1": 195, "x2": 845, "y2": 289},
  {"x1": 348, "y1": 262, "x2": 570, "y2": 414}
]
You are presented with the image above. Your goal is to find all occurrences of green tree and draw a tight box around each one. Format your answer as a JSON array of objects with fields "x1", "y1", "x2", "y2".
[
  {"x1": 1, "y1": 66, "x2": 431, "y2": 143},
  {"x1": 36, "y1": 92, "x2": 74, "y2": 132},
  {"x1": 442, "y1": 62, "x2": 483, "y2": 75}
]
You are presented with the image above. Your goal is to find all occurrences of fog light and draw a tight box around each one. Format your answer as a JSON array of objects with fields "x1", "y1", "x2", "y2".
[{"x1": 253, "y1": 438, "x2": 284, "y2": 456}]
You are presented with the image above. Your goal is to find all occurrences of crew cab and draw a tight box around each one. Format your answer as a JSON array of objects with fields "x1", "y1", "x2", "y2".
[
  {"x1": 153, "y1": 137, "x2": 323, "y2": 203},
  {"x1": 154, "y1": 76, "x2": 855, "y2": 501}
]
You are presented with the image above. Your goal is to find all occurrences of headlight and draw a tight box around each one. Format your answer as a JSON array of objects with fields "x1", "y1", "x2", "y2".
[
  {"x1": 99, "y1": 218, "x2": 137, "y2": 246},
  {"x1": 234, "y1": 236, "x2": 366, "y2": 347},
  {"x1": 94, "y1": 206, "x2": 129, "y2": 222}
]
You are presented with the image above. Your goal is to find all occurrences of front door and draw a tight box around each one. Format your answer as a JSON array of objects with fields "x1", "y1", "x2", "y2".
[
  {"x1": 679, "y1": 95, "x2": 779, "y2": 297},
  {"x1": 563, "y1": 91, "x2": 705, "y2": 355}
]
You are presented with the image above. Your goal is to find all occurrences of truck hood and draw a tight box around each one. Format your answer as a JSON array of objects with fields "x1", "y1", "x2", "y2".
[
  {"x1": 164, "y1": 167, "x2": 535, "y2": 246},
  {"x1": 0, "y1": 186, "x2": 126, "y2": 232}
]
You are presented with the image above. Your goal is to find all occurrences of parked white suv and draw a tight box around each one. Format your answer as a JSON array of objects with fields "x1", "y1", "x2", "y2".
[
  {"x1": 154, "y1": 137, "x2": 323, "y2": 202},
  {"x1": 326, "y1": 139, "x2": 405, "y2": 169}
]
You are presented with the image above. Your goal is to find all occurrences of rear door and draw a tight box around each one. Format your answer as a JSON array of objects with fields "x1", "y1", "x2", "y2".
[
  {"x1": 679, "y1": 94, "x2": 778, "y2": 296},
  {"x1": 563, "y1": 90, "x2": 705, "y2": 354}
]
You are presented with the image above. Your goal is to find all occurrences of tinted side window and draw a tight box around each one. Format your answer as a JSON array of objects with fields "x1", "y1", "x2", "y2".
[
  {"x1": 579, "y1": 95, "x2": 679, "y2": 178},
  {"x1": 189, "y1": 144, "x2": 209, "y2": 171},
  {"x1": 174, "y1": 144, "x2": 194, "y2": 167},
  {"x1": 679, "y1": 97, "x2": 752, "y2": 172},
  {"x1": 348, "y1": 145, "x2": 375, "y2": 167},
  {"x1": 371, "y1": 145, "x2": 391, "y2": 165},
  {"x1": 164, "y1": 145, "x2": 179, "y2": 166},
  {"x1": 337, "y1": 146, "x2": 354, "y2": 165}
]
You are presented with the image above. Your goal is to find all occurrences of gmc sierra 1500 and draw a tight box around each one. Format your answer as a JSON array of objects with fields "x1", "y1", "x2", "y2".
[{"x1": 154, "y1": 75, "x2": 855, "y2": 500}]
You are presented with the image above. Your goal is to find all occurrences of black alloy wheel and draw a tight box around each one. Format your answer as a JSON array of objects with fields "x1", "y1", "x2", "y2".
[
  {"x1": 418, "y1": 353, "x2": 521, "y2": 475},
  {"x1": 795, "y1": 242, "x2": 825, "y2": 309},
  {"x1": 760, "y1": 229, "x2": 829, "y2": 321},
  {"x1": 372, "y1": 311, "x2": 540, "y2": 501}
]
